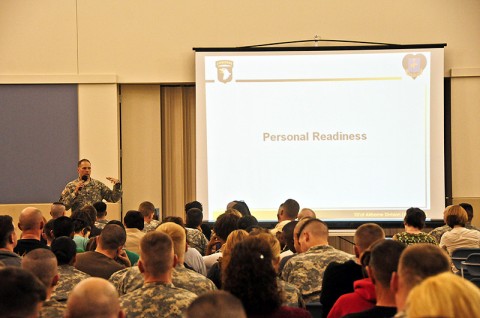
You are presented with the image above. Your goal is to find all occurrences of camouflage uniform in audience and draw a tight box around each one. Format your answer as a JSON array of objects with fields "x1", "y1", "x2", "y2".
[
  {"x1": 40, "y1": 299, "x2": 67, "y2": 318},
  {"x1": 277, "y1": 277, "x2": 305, "y2": 308},
  {"x1": 428, "y1": 225, "x2": 451, "y2": 244},
  {"x1": 51, "y1": 265, "x2": 90, "y2": 302},
  {"x1": 186, "y1": 228, "x2": 209, "y2": 256},
  {"x1": 109, "y1": 264, "x2": 216, "y2": 296},
  {"x1": 94, "y1": 219, "x2": 109, "y2": 230},
  {"x1": 120, "y1": 282, "x2": 196, "y2": 318},
  {"x1": 143, "y1": 219, "x2": 161, "y2": 233},
  {"x1": 281, "y1": 245, "x2": 354, "y2": 303}
]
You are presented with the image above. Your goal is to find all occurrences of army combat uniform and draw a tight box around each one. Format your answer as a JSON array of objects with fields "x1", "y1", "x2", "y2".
[
  {"x1": 51, "y1": 265, "x2": 90, "y2": 302},
  {"x1": 277, "y1": 277, "x2": 306, "y2": 308},
  {"x1": 120, "y1": 281, "x2": 196, "y2": 318},
  {"x1": 60, "y1": 178, "x2": 122, "y2": 213},
  {"x1": 143, "y1": 219, "x2": 161, "y2": 233},
  {"x1": 186, "y1": 228, "x2": 209, "y2": 256},
  {"x1": 40, "y1": 298, "x2": 67, "y2": 318},
  {"x1": 281, "y1": 245, "x2": 354, "y2": 303}
]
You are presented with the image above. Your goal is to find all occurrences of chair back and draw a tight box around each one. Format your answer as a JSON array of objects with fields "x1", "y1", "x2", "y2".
[
  {"x1": 451, "y1": 248, "x2": 480, "y2": 270},
  {"x1": 463, "y1": 253, "x2": 480, "y2": 276}
]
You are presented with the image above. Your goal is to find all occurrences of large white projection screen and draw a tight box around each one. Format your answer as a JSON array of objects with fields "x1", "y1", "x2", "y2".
[{"x1": 195, "y1": 45, "x2": 445, "y2": 222}]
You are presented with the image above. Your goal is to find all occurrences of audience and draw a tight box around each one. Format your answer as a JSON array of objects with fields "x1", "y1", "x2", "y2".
[
  {"x1": 93, "y1": 201, "x2": 109, "y2": 229},
  {"x1": 79, "y1": 205, "x2": 102, "y2": 237},
  {"x1": 123, "y1": 210, "x2": 145, "y2": 254},
  {"x1": 185, "y1": 200, "x2": 212, "y2": 240},
  {"x1": 429, "y1": 202, "x2": 480, "y2": 243},
  {"x1": 279, "y1": 220, "x2": 297, "y2": 261},
  {"x1": 42, "y1": 218, "x2": 56, "y2": 246},
  {"x1": 271, "y1": 199, "x2": 299, "y2": 236},
  {"x1": 14, "y1": 207, "x2": 47, "y2": 256},
  {"x1": 237, "y1": 215, "x2": 259, "y2": 231},
  {"x1": 53, "y1": 216, "x2": 75, "y2": 239},
  {"x1": 204, "y1": 212, "x2": 240, "y2": 270},
  {"x1": 139, "y1": 201, "x2": 161, "y2": 233},
  {"x1": 186, "y1": 207, "x2": 209, "y2": 255},
  {"x1": 439, "y1": 204, "x2": 480, "y2": 254},
  {"x1": 392, "y1": 208, "x2": 437, "y2": 245},
  {"x1": 0, "y1": 215, "x2": 22, "y2": 267},
  {"x1": 185, "y1": 290, "x2": 247, "y2": 318},
  {"x1": 297, "y1": 208, "x2": 316, "y2": 220},
  {"x1": 72, "y1": 217, "x2": 90, "y2": 252},
  {"x1": 49, "y1": 202, "x2": 66, "y2": 219}
]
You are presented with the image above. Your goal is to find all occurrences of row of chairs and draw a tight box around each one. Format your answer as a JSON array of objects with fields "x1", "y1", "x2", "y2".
[{"x1": 451, "y1": 248, "x2": 480, "y2": 287}]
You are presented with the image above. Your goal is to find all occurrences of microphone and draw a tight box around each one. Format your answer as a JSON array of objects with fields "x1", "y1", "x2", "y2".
[{"x1": 79, "y1": 175, "x2": 88, "y2": 191}]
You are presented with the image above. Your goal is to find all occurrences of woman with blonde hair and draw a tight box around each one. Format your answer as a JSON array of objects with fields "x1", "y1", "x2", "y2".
[
  {"x1": 439, "y1": 205, "x2": 480, "y2": 255},
  {"x1": 406, "y1": 272, "x2": 480, "y2": 318}
]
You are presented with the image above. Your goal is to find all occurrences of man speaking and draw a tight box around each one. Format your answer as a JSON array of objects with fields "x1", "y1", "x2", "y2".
[{"x1": 60, "y1": 159, "x2": 122, "y2": 213}]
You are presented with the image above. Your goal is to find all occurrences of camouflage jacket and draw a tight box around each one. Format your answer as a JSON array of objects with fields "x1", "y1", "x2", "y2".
[
  {"x1": 120, "y1": 281, "x2": 197, "y2": 318},
  {"x1": 281, "y1": 245, "x2": 354, "y2": 303},
  {"x1": 277, "y1": 277, "x2": 305, "y2": 308},
  {"x1": 40, "y1": 298, "x2": 67, "y2": 318},
  {"x1": 51, "y1": 265, "x2": 90, "y2": 302},
  {"x1": 186, "y1": 228, "x2": 209, "y2": 256},
  {"x1": 95, "y1": 219, "x2": 109, "y2": 230},
  {"x1": 143, "y1": 219, "x2": 161, "y2": 233},
  {"x1": 60, "y1": 178, "x2": 122, "y2": 213}
]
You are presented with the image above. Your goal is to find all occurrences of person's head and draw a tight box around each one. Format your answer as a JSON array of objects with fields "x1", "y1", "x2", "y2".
[
  {"x1": 42, "y1": 219, "x2": 55, "y2": 245},
  {"x1": 280, "y1": 199, "x2": 300, "y2": 221},
  {"x1": 281, "y1": 220, "x2": 298, "y2": 253},
  {"x1": 22, "y1": 249, "x2": 58, "y2": 296},
  {"x1": 444, "y1": 205, "x2": 468, "y2": 228},
  {"x1": 79, "y1": 205, "x2": 97, "y2": 228},
  {"x1": 51, "y1": 236, "x2": 77, "y2": 266},
  {"x1": 138, "y1": 231, "x2": 175, "y2": 278},
  {"x1": 0, "y1": 215, "x2": 17, "y2": 250},
  {"x1": 459, "y1": 202, "x2": 474, "y2": 222},
  {"x1": 53, "y1": 216, "x2": 74, "y2": 238},
  {"x1": 185, "y1": 200, "x2": 203, "y2": 213},
  {"x1": 186, "y1": 208, "x2": 204, "y2": 228},
  {"x1": 65, "y1": 277, "x2": 125, "y2": 318},
  {"x1": 354, "y1": 223, "x2": 385, "y2": 258},
  {"x1": 367, "y1": 239, "x2": 406, "y2": 289},
  {"x1": 230, "y1": 201, "x2": 251, "y2": 217},
  {"x1": 185, "y1": 290, "x2": 246, "y2": 318},
  {"x1": 97, "y1": 224, "x2": 126, "y2": 252},
  {"x1": 220, "y1": 230, "x2": 249, "y2": 281},
  {"x1": 72, "y1": 217, "x2": 90, "y2": 237},
  {"x1": 405, "y1": 272, "x2": 480, "y2": 318},
  {"x1": 162, "y1": 216, "x2": 185, "y2": 227},
  {"x1": 138, "y1": 201, "x2": 155, "y2": 221},
  {"x1": 213, "y1": 212, "x2": 240, "y2": 242},
  {"x1": 0, "y1": 267, "x2": 46, "y2": 318},
  {"x1": 93, "y1": 201, "x2": 108, "y2": 219},
  {"x1": 77, "y1": 159, "x2": 91, "y2": 179},
  {"x1": 50, "y1": 202, "x2": 66, "y2": 219},
  {"x1": 156, "y1": 222, "x2": 187, "y2": 262},
  {"x1": 249, "y1": 231, "x2": 282, "y2": 272},
  {"x1": 18, "y1": 207, "x2": 44, "y2": 234},
  {"x1": 237, "y1": 215, "x2": 258, "y2": 231},
  {"x1": 297, "y1": 208, "x2": 316, "y2": 220},
  {"x1": 223, "y1": 236, "x2": 281, "y2": 315},
  {"x1": 297, "y1": 218, "x2": 329, "y2": 252},
  {"x1": 293, "y1": 217, "x2": 312, "y2": 253},
  {"x1": 392, "y1": 244, "x2": 450, "y2": 311},
  {"x1": 403, "y1": 207, "x2": 427, "y2": 230},
  {"x1": 123, "y1": 210, "x2": 144, "y2": 230}
]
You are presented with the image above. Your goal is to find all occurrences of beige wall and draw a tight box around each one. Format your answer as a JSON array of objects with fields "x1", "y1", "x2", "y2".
[{"x1": 0, "y1": 0, "x2": 479, "y2": 222}]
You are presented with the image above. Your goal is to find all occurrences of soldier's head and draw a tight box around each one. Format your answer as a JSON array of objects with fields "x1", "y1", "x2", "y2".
[
  {"x1": 53, "y1": 216, "x2": 74, "y2": 239},
  {"x1": 93, "y1": 202, "x2": 108, "y2": 219},
  {"x1": 186, "y1": 208, "x2": 204, "y2": 228},
  {"x1": 297, "y1": 218, "x2": 329, "y2": 252},
  {"x1": 77, "y1": 159, "x2": 91, "y2": 179},
  {"x1": 297, "y1": 208, "x2": 316, "y2": 220},
  {"x1": 366, "y1": 239, "x2": 405, "y2": 289},
  {"x1": 0, "y1": 267, "x2": 46, "y2": 318},
  {"x1": 185, "y1": 200, "x2": 203, "y2": 213},
  {"x1": 138, "y1": 231, "x2": 175, "y2": 278},
  {"x1": 51, "y1": 236, "x2": 77, "y2": 266},
  {"x1": 123, "y1": 210, "x2": 144, "y2": 231},
  {"x1": 138, "y1": 201, "x2": 155, "y2": 221},
  {"x1": 354, "y1": 223, "x2": 385, "y2": 258},
  {"x1": 18, "y1": 207, "x2": 44, "y2": 237},
  {"x1": 185, "y1": 290, "x2": 246, "y2": 318},
  {"x1": 21, "y1": 248, "x2": 59, "y2": 297},
  {"x1": 156, "y1": 222, "x2": 186, "y2": 263},
  {"x1": 278, "y1": 199, "x2": 300, "y2": 221},
  {"x1": 50, "y1": 202, "x2": 66, "y2": 219},
  {"x1": 65, "y1": 277, "x2": 124, "y2": 318},
  {"x1": 97, "y1": 224, "x2": 126, "y2": 253},
  {"x1": 293, "y1": 217, "x2": 312, "y2": 253},
  {"x1": 0, "y1": 215, "x2": 17, "y2": 250}
]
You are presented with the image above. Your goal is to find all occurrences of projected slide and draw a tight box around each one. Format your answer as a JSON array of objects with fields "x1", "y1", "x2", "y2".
[{"x1": 196, "y1": 48, "x2": 445, "y2": 221}]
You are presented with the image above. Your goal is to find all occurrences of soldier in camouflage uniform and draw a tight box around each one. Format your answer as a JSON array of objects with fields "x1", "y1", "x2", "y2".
[
  {"x1": 277, "y1": 277, "x2": 305, "y2": 308},
  {"x1": 120, "y1": 231, "x2": 197, "y2": 318},
  {"x1": 281, "y1": 219, "x2": 354, "y2": 303},
  {"x1": 139, "y1": 201, "x2": 161, "y2": 233},
  {"x1": 186, "y1": 227, "x2": 209, "y2": 255},
  {"x1": 51, "y1": 264, "x2": 90, "y2": 302},
  {"x1": 60, "y1": 159, "x2": 122, "y2": 214},
  {"x1": 40, "y1": 299, "x2": 67, "y2": 318}
]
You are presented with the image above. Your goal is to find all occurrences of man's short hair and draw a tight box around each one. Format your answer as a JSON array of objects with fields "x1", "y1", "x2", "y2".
[
  {"x1": 445, "y1": 205, "x2": 468, "y2": 227},
  {"x1": 50, "y1": 202, "x2": 66, "y2": 219},
  {"x1": 213, "y1": 213, "x2": 240, "y2": 241},
  {"x1": 53, "y1": 216, "x2": 74, "y2": 238},
  {"x1": 404, "y1": 207, "x2": 427, "y2": 230},
  {"x1": 459, "y1": 202, "x2": 474, "y2": 222},
  {"x1": 93, "y1": 202, "x2": 107, "y2": 218},
  {"x1": 43, "y1": 219, "x2": 55, "y2": 241},
  {"x1": 19, "y1": 207, "x2": 43, "y2": 231},
  {"x1": 79, "y1": 205, "x2": 97, "y2": 227},
  {"x1": 156, "y1": 222, "x2": 186, "y2": 260},
  {"x1": 354, "y1": 223, "x2": 385, "y2": 252},
  {"x1": 186, "y1": 290, "x2": 246, "y2": 318},
  {"x1": 282, "y1": 220, "x2": 298, "y2": 252},
  {"x1": 368, "y1": 239, "x2": 406, "y2": 288},
  {"x1": 185, "y1": 200, "x2": 203, "y2": 213},
  {"x1": 21, "y1": 248, "x2": 58, "y2": 288},
  {"x1": 140, "y1": 231, "x2": 174, "y2": 276},
  {"x1": 0, "y1": 215, "x2": 14, "y2": 248},
  {"x1": 237, "y1": 215, "x2": 258, "y2": 231},
  {"x1": 138, "y1": 201, "x2": 155, "y2": 218},
  {"x1": 51, "y1": 237, "x2": 77, "y2": 266},
  {"x1": 283, "y1": 199, "x2": 300, "y2": 219},
  {"x1": 399, "y1": 244, "x2": 450, "y2": 289},
  {"x1": 99, "y1": 224, "x2": 126, "y2": 250},
  {"x1": 186, "y1": 208, "x2": 204, "y2": 228},
  {"x1": 77, "y1": 159, "x2": 91, "y2": 167},
  {"x1": 124, "y1": 210, "x2": 145, "y2": 230},
  {"x1": 0, "y1": 267, "x2": 46, "y2": 318}
]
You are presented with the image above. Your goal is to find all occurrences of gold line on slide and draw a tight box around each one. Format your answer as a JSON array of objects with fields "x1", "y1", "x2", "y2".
[{"x1": 235, "y1": 77, "x2": 402, "y2": 83}]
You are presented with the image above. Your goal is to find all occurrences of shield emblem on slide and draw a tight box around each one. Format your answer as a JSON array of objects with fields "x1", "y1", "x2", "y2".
[
  {"x1": 216, "y1": 60, "x2": 234, "y2": 83},
  {"x1": 402, "y1": 54, "x2": 427, "y2": 79}
]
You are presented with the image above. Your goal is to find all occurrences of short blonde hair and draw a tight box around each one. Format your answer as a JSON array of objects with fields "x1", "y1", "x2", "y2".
[
  {"x1": 156, "y1": 222, "x2": 186, "y2": 260},
  {"x1": 444, "y1": 205, "x2": 468, "y2": 227},
  {"x1": 406, "y1": 272, "x2": 480, "y2": 318}
]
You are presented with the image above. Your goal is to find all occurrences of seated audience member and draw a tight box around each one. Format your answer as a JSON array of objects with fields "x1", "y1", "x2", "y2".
[
  {"x1": 65, "y1": 277, "x2": 125, "y2": 318},
  {"x1": 42, "y1": 219, "x2": 55, "y2": 246},
  {"x1": 53, "y1": 216, "x2": 75, "y2": 239},
  {"x1": 120, "y1": 231, "x2": 197, "y2": 317},
  {"x1": 185, "y1": 200, "x2": 211, "y2": 240},
  {"x1": 208, "y1": 229, "x2": 249, "y2": 288},
  {"x1": 50, "y1": 237, "x2": 90, "y2": 302},
  {"x1": 429, "y1": 202, "x2": 480, "y2": 243},
  {"x1": 321, "y1": 223, "x2": 385, "y2": 317},
  {"x1": 186, "y1": 207, "x2": 209, "y2": 255},
  {"x1": 391, "y1": 244, "x2": 450, "y2": 318},
  {"x1": 392, "y1": 208, "x2": 436, "y2": 245},
  {"x1": 460, "y1": 202, "x2": 480, "y2": 231},
  {"x1": 224, "y1": 236, "x2": 311, "y2": 317},
  {"x1": 297, "y1": 208, "x2": 316, "y2": 220},
  {"x1": 227, "y1": 200, "x2": 252, "y2": 217},
  {"x1": 22, "y1": 248, "x2": 66, "y2": 318},
  {"x1": 237, "y1": 215, "x2": 259, "y2": 231},
  {"x1": 139, "y1": 201, "x2": 161, "y2": 233},
  {"x1": 439, "y1": 204, "x2": 480, "y2": 254},
  {"x1": 0, "y1": 267, "x2": 46, "y2": 318},
  {"x1": 14, "y1": 207, "x2": 47, "y2": 256},
  {"x1": 185, "y1": 290, "x2": 247, "y2": 318},
  {"x1": 339, "y1": 240, "x2": 406, "y2": 318},
  {"x1": 72, "y1": 217, "x2": 90, "y2": 252},
  {"x1": 279, "y1": 220, "x2": 297, "y2": 260},
  {"x1": 281, "y1": 218, "x2": 354, "y2": 303},
  {"x1": 279, "y1": 218, "x2": 312, "y2": 273},
  {"x1": 405, "y1": 272, "x2": 480, "y2": 318},
  {"x1": 0, "y1": 215, "x2": 22, "y2": 267},
  {"x1": 75, "y1": 224, "x2": 130, "y2": 279},
  {"x1": 109, "y1": 222, "x2": 216, "y2": 296},
  {"x1": 93, "y1": 201, "x2": 109, "y2": 229},
  {"x1": 123, "y1": 210, "x2": 145, "y2": 254},
  {"x1": 204, "y1": 212, "x2": 240, "y2": 270},
  {"x1": 271, "y1": 199, "x2": 300, "y2": 236},
  {"x1": 103, "y1": 220, "x2": 139, "y2": 266},
  {"x1": 50, "y1": 202, "x2": 66, "y2": 219},
  {"x1": 79, "y1": 205, "x2": 102, "y2": 238}
]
